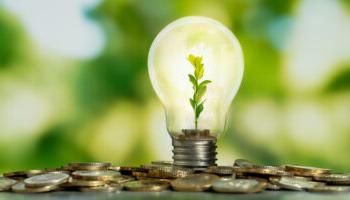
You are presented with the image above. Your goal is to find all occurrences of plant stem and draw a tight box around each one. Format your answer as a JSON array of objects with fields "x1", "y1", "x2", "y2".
[{"x1": 193, "y1": 79, "x2": 198, "y2": 129}]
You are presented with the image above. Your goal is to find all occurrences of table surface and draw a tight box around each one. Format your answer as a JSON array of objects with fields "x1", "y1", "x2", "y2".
[{"x1": 0, "y1": 191, "x2": 349, "y2": 200}]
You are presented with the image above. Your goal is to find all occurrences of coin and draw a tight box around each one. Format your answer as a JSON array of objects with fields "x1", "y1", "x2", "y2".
[
  {"x1": 108, "y1": 166, "x2": 121, "y2": 171},
  {"x1": 69, "y1": 179, "x2": 106, "y2": 187},
  {"x1": 234, "y1": 159, "x2": 256, "y2": 168},
  {"x1": 220, "y1": 176, "x2": 236, "y2": 181},
  {"x1": 119, "y1": 166, "x2": 148, "y2": 175},
  {"x1": 72, "y1": 170, "x2": 121, "y2": 181},
  {"x1": 171, "y1": 173, "x2": 219, "y2": 192},
  {"x1": 235, "y1": 165, "x2": 292, "y2": 177},
  {"x1": 3, "y1": 171, "x2": 28, "y2": 180},
  {"x1": 0, "y1": 177, "x2": 17, "y2": 191},
  {"x1": 306, "y1": 185, "x2": 350, "y2": 193},
  {"x1": 212, "y1": 178, "x2": 267, "y2": 193},
  {"x1": 284, "y1": 165, "x2": 330, "y2": 177},
  {"x1": 27, "y1": 169, "x2": 71, "y2": 177},
  {"x1": 313, "y1": 173, "x2": 350, "y2": 184},
  {"x1": 24, "y1": 173, "x2": 70, "y2": 188},
  {"x1": 144, "y1": 165, "x2": 193, "y2": 179},
  {"x1": 266, "y1": 183, "x2": 281, "y2": 190},
  {"x1": 151, "y1": 161, "x2": 173, "y2": 166},
  {"x1": 205, "y1": 166, "x2": 234, "y2": 176},
  {"x1": 22, "y1": 170, "x2": 45, "y2": 177},
  {"x1": 292, "y1": 176, "x2": 313, "y2": 181},
  {"x1": 147, "y1": 168, "x2": 192, "y2": 179},
  {"x1": 4, "y1": 160, "x2": 350, "y2": 194},
  {"x1": 12, "y1": 182, "x2": 58, "y2": 193},
  {"x1": 135, "y1": 177, "x2": 172, "y2": 183},
  {"x1": 68, "y1": 162, "x2": 111, "y2": 171},
  {"x1": 123, "y1": 180, "x2": 169, "y2": 192},
  {"x1": 79, "y1": 184, "x2": 123, "y2": 192},
  {"x1": 109, "y1": 175, "x2": 135, "y2": 184},
  {"x1": 132, "y1": 172, "x2": 149, "y2": 179},
  {"x1": 26, "y1": 169, "x2": 60, "y2": 177},
  {"x1": 271, "y1": 176, "x2": 325, "y2": 191},
  {"x1": 140, "y1": 164, "x2": 164, "y2": 170}
]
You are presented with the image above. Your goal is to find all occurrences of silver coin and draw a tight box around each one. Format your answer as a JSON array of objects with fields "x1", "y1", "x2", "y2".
[
  {"x1": 274, "y1": 176, "x2": 324, "y2": 191},
  {"x1": 24, "y1": 173, "x2": 70, "y2": 188},
  {"x1": 307, "y1": 185, "x2": 350, "y2": 193},
  {"x1": 313, "y1": 173, "x2": 350, "y2": 184},
  {"x1": 12, "y1": 182, "x2": 58, "y2": 193},
  {"x1": 0, "y1": 177, "x2": 17, "y2": 191},
  {"x1": 267, "y1": 183, "x2": 281, "y2": 190},
  {"x1": 212, "y1": 178, "x2": 266, "y2": 193}
]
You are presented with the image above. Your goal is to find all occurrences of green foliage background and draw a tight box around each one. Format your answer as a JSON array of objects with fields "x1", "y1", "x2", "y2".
[{"x1": 0, "y1": 0, "x2": 350, "y2": 172}]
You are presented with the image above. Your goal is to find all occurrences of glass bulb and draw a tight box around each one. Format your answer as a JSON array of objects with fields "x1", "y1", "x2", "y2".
[{"x1": 148, "y1": 16, "x2": 244, "y2": 167}]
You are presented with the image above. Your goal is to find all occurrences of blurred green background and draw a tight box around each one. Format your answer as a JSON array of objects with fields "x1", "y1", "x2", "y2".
[{"x1": 0, "y1": 0, "x2": 350, "y2": 173}]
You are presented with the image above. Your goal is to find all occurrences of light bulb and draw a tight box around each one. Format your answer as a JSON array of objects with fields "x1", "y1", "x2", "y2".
[{"x1": 148, "y1": 16, "x2": 244, "y2": 167}]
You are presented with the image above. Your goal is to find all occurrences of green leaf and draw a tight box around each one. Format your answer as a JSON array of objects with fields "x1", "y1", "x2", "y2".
[
  {"x1": 198, "y1": 80, "x2": 211, "y2": 88},
  {"x1": 195, "y1": 85, "x2": 206, "y2": 102},
  {"x1": 195, "y1": 102, "x2": 204, "y2": 118},
  {"x1": 188, "y1": 74, "x2": 197, "y2": 87},
  {"x1": 187, "y1": 54, "x2": 196, "y2": 67},
  {"x1": 189, "y1": 98, "x2": 195, "y2": 109}
]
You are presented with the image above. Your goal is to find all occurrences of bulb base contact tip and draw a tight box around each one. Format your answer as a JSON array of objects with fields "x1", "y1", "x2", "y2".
[{"x1": 171, "y1": 133, "x2": 217, "y2": 167}]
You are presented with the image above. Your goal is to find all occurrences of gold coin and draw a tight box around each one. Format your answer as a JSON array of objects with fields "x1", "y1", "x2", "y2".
[
  {"x1": 284, "y1": 165, "x2": 330, "y2": 177},
  {"x1": 79, "y1": 184, "x2": 123, "y2": 192},
  {"x1": 171, "y1": 173, "x2": 219, "y2": 192},
  {"x1": 135, "y1": 177, "x2": 172, "y2": 183},
  {"x1": 0, "y1": 177, "x2": 17, "y2": 191},
  {"x1": 72, "y1": 170, "x2": 121, "y2": 181},
  {"x1": 147, "y1": 168, "x2": 192, "y2": 179},
  {"x1": 12, "y1": 182, "x2": 58, "y2": 193},
  {"x1": 119, "y1": 166, "x2": 148, "y2": 175},
  {"x1": 3, "y1": 171, "x2": 28, "y2": 180},
  {"x1": 68, "y1": 162, "x2": 111, "y2": 171},
  {"x1": 24, "y1": 173, "x2": 70, "y2": 188},
  {"x1": 69, "y1": 179, "x2": 106, "y2": 187},
  {"x1": 235, "y1": 165, "x2": 291, "y2": 177},
  {"x1": 151, "y1": 161, "x2": 173, "y2": 166},
  {"x1": 123, "y1": 180, "x2": 169, "y2": 192},
  {"x1": 108, "y1": 166, "x2": 121, "y2": 171},
  {"x1": 205, "y1": 166, "x2": 234, "y2": 176},
  {"x1": 109, "y1": 175, "x2": 135, "y2": 184},
  {"x1": 132, "y1": 172, "x2": 149, "y2": 179},
  {"x1": 313, "y1": 173, "x2": 350, "y2": 184},
  {"x1": 212, "y1": 178, "x2": 267, "y2": 193}
]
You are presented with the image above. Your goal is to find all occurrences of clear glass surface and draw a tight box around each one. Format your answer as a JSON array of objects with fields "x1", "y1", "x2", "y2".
[{"x1": 148, "y1": 16, "x2": 244, "y2": 138}]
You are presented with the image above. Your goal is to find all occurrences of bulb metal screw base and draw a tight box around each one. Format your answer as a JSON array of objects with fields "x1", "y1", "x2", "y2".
[{"x1": 171, "y1": 137, "x2": 217, "y2": 167}]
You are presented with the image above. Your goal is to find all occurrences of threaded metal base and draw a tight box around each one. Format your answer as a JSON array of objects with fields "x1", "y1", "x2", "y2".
[{"x1": 172, "y1": 137, "x2": 217, "y2": 167}]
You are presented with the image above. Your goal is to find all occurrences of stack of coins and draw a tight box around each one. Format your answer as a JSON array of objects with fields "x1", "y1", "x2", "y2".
[{"x1": 1, "y1": 159, "x2": 350, "y2": 194}]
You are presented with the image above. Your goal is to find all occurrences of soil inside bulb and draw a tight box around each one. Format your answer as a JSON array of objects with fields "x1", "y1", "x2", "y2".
[{"x1": 175, "y1": 129, "x2": 216, "y2": 140}]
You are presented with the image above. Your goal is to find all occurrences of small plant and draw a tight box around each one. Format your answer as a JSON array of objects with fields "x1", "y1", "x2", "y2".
[{"x1": 187, "y1": 54, "x2": 211, "y2": 129}]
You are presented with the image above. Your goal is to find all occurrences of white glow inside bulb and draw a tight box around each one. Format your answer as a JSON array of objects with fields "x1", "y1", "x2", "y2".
[{"x1": 148, "y1": 16, "x2": 244, "y2": 138}]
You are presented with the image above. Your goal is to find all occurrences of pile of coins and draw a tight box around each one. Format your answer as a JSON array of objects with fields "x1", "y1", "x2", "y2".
[{"x1": 1, "y1": 159, "x2": 350, "y2": 194}]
